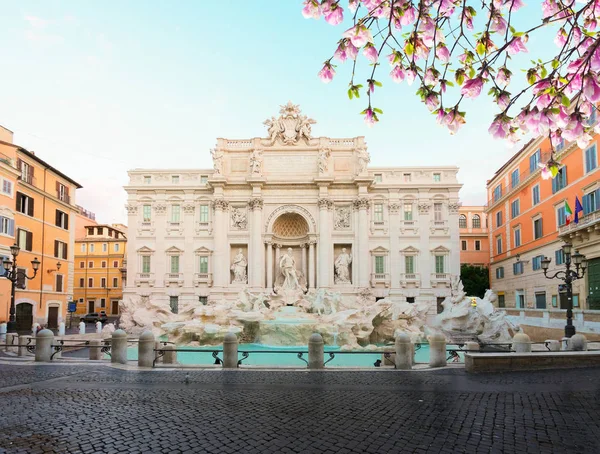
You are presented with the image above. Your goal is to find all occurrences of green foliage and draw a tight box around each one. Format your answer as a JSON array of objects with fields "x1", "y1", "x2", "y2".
[{"x1": 460, "y1": 264, "x2": 490, "y2": 298}]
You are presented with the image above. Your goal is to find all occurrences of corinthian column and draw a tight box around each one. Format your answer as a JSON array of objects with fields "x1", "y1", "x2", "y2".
[
  {"x1": 355, "y1": 197, "x2": 370, "y2": 288},
  {"x1": 212, "y1": 199, "x2": 229, "y2": 287},
  {"x1": 318, "y1": 198, "x2": 333, "y2": 288},
  {"x1": 266, "y1": 241, "x2": 273, "y2": 290},
  {"x1": 308, "y1": 241, "x2": 315, "y2": 290},
  {"x1": 250, "y1": 198, "x2": 264, "y2": 288},
  {"x1": 388, "y1": 202, "x2": 401, "y2": 289}
]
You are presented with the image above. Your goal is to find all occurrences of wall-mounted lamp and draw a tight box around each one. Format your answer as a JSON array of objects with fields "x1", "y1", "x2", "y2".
[{"x1": 47, "y1": 262, "x2": 62, "y2": 274}]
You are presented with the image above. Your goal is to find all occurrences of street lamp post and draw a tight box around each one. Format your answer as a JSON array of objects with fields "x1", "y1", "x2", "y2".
[
  {"x1": 2, "y1": 244, "x2": 40, "y2": 333},
  {"x1": 541, "y1": 243, "x2": 587, "y2": 338}
]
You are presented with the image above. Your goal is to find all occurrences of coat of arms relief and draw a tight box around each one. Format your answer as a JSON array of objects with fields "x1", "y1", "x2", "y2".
[{"x1": 263, "y1": 101, "x2": 317, "y2": 146}]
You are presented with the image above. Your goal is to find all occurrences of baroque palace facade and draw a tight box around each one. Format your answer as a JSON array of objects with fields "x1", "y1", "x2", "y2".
[{"x1": 124, "y1": 103, "x2": 462, "y2": 315}]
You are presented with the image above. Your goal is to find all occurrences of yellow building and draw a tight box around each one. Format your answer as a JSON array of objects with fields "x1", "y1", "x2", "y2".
[
  {"x1": 74, "y1": 224, "x2": 127, "y2": 316},
  {"x1": 0, "y1": 125, "x2": 81, "y2": 330}
]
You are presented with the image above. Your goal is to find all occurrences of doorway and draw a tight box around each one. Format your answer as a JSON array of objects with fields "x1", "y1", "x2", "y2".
[
  {"x1": 88, "y1": 301, "x2": 95, "y2": 313},
  {"x1": 111, "y1": 300, "x2": 119, "y2": 315},
  {"x1": 16, "y1": 303, "x2": 33, "y2": 331},
  {"x1": 48, "y1": 307, "x2": 59, "y2": 329}
]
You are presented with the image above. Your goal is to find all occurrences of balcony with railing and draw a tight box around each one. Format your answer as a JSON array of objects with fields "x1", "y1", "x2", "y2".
[
  {"x1": 559, "y1": 210, "x2": 600, "y2": 236},
  {"x1": 135, "y1": 272, "x2": 155, "y2": 287},
  {"x1": 430, "y1": 220, "x2": 449, "y2": 234},
  {"x1": 19, "y1": 173, "x2": 36, "y2": 186},
  {"x1": 193, "y1": 272, "x2": 213, "y2": 287},
  {"x1": 399, "y1": 220, "x2": 418, "y2": 233},
  {"x1": 370, "y1": 272, "x2": 390, "y2": 288},
  {"x1": 400, "y1": 273, "x2": 420, "y2": 288},
  {"x1": 0, "y1": 152, "x2": 15, "y2": 168},
  {"x1": 164, "y1": 272, "x2": 184, "y2": 287},
  {"x1": 431, "y1": 273, "x2": 451, "y2": 286},
  {"x1": 57, "y1": 191, "x2": 70, "y2": 204}
]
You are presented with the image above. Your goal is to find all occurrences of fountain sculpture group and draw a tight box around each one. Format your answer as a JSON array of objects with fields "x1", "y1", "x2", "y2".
[{"x1": 121, "y1": 252, "x2": 518, "y2": 349}]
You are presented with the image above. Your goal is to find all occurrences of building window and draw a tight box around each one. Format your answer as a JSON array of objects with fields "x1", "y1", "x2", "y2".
[
  {"x1": 199, "y1": 256, "x2": 209, "y2": 273},
  {"x1": 534, "y1": 218, "x2": 543, "y2": 239},
  {"x1": 88, "y1": 278, "x2": 93, "y2": 288},
  {"x1": 472, "y1": 214, "x2": 481, "y2": 228},
  {"x1": 199, "y1": 296, "x2": 208, "y2": 305},
  {"x1": 373, "y1": 203, "x2": 384, "y2": 222},
  {"x1": 511, "y1": 168, "x2": 520, "y2": 188},
  {"x1": 200, "y1": 175, "x2": 208, "y2": 184},
  {"x1": 144, "y1": 176, "x2": 151, "y2": 184},
  {"x1": 374, "y1": 173, "x2": 382, "y2": 183},
  {"x1": 16, "y1": 192, "x2": 34, "y2": 216},
  {"x1": 143, "y1": 205, "x2": 152, "y2": 222},
  {"x1": 433, "y1": 173, "x2": 441, "y2": 182},
  {"x1": 434, "y1": 203, "x2": 443, "y2": 221},
  {"x1": 102, "y1": 243, "x2": 108, "y2": 253},
  {"x1": 114, "y1": 243, "x2": 120, "y2": 252},
  {"x1": 88, "y1": 261, "x2": 94, "y2": 268},
  {"x1": 496, "y1": 235, "x2": 502, "y2": 254},
  {"x1": 552, "y1": 295, "x2": 558, "y2": 307},
  {"x1": 513, "y1": 262, "x2": 524, "y2": 275},
  {"x1": 171, "y1": 205, "x2": 181, "y2": 223},
  {"x1": 535, "y1": 292, "x2": 547, "y2": 309},
  {"x1": 142, "y1": 256, "x2": 151, "y2": 273},
  {"x1": 79, "y1": 278, "x2": 85, "y2": 287},
  {"x1": 101, "y1": 261, "x2": 106, "y2": 268},
  {"x1": 529, "y1": 149, "x2": 541, "y2": 173},
  {"x1": 172, "y1": 175, "x2": 180, "y2": 184},
  {"x1": 375, "y1": 256, "x2": 385, "y2": 274},
  {"x1": 403, "y1": 173, "x2": 411, "y2": 182},
  {"x1": 199, "y1": 204, "x2": 209, "y2": 223},
  {"x1": 19, "y1": 160, "x2": 34, "y2": 184},
  {"x1": 532, "y1": 255, "x2": 544, "y2": 271},
  {"x1": 170, "y1": 255, "x2": 180, "y2": 273},
  {"x1": 552, "y1": 166, "x2": 568, "y2": 193},
  {"x1": 496, "y1": 211, "x2": 502, "y2": 227},
  {"x1": 17, "y1": 229, "x2": 33, "y2": 251},
  {"x1": 55, "y1": 210, "x2": 69, "y2": 229},
  {"x1": 475, "y1": 240, "x2": 481, "y2": 251},
  {"x1": 101, "y1": 278, "x2": 106, "y2": 288},
  {"x1": 514, "y1": 227, "x2": 521, "y2": 247},
  {"x1": 403, "y1": 203, "x2": 413, "y2": 221},
  {"x1": 56, "y1": 274, "x2": 64, "y2": 293},
  {"x1": 511, "y1": 199, "x2": 520, "y2": 219},
  {"x1": 110, "y1": 277, "x2": 117, "y2": 288},
  {"x1": 81, "y1": 243, "x2": 86, "y2": 253},
  {"x1": 113, "y1": 260, "x2": 119, "y2": 268},
  {"x1": 2, "y1": 179, "x2": 13, "y2": 196},
  {"x1": 557, "y1": 205, "x2": 567, "y2": 227},
  {"x1": 573, "y1": 294, "x2": 580, "y2": 308},
  {"x1": 493, "y1": 185, "x2": 502, "y2": 202},
  {"x1": 0, "y1": 216, "x2": 15, "y2": 237},
  {"x1": 555, "y1": 249, "x2": 565, "y2": 265},
  {"x1": 582, "y1": 188, "x2": 600, "y2": 215},
  {"x1": 498, "y1": 294, "x2": 505, "y2": 308},
  {"x1": 405, "y1": 256, "x2": 415, "y2": 274},
  {"x1": 459, "y1": 214, "x2": 467, "y2": 228},
  {"x1": 516, "y1": 290, "x2": 525, "y2": 308},
  {"x1": 90, "y1": 244, "x2": 95, "y2": 253},
  {"x1": 585, "y1": 144, "x2": 597, "y2": 173},
  {"x1": 170, "y1": 296, "x2": 179, "y2": 314},
  {"x1": 100, "y1": 298, "x2": 106, "y2": 308},
  {"x1": 495, "y1": 267, "x2": 504, "y2": 279},
  {"x1": 532, "y1": 184, "x2": 540, "y2": 206},
  {"x1": 79, "y1": 261, "x2": 84, "y2": 268},
  {"x1": 435, "y1": 255, "x2": 445, "y2": 273},
  {"x1": 56, "y1": 182, "x2": 69, "y2": 203},
  {"x1": 461, "y1": 240, "x2": 467, "y2": 251}
]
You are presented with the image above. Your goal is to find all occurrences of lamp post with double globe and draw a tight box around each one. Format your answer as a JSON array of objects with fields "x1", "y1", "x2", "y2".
[
  {"x1": 2, "y1": 244, "x2": 40, "y2": 333},
  {"x1": 541, "y1": 242, "x2": 587, "y2": 338}
]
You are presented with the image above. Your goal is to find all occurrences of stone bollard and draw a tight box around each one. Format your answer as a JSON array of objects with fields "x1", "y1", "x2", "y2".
[
  {"x1": 79, "y1": 321, "x2": 86, "y2": 335},
  {"x1": 223, "y1": 332, "x2": 239, "y2": 369},
  {"x1": 18, "y1": 335, "x2": 32, "y2": 357},
  {"x1": 428, "y1": 333, "x2": 447, "y2": 367},
  {"x1": 570, "y1": 334, "x2": 587, "y2": 351},
  {"x1": 58, "y1": 322, "x2": 65, "y2": 336},
  {"x1": 6, "y1": 333, "x2": 18, "y2": 353},
  {"x1": 138, "y1": 331, "x2": 155, "y2": 367},
  {"x1": 163, "y1": 345, "x2": 177, "y2": 365},
  {"x1": 512, "y1": 333, "x2": 532, "y2": 353},
  {"x1": 95, "y1": 321, "x2": 102, "y2": 334},
  {"x1": 545, "y1": 340, "x2": 560, "y2": 352},
  {"x1": 89, "y1": 339, "x2": 103, "y2": 360},
  {"x1": 465, "y1": 342, "x2": 480, "y2": 352},
  {"x1": 35, "y1": 329, "x2": 54, "y2": 362},
  {"x1": 395, "y1": 333, "x2": 412, "y2": 370},
  {"x1": 111, "y1": 329, "x2": 128, "y2": 364},
  {"x1": 308, "y1": 333, "x2": 324, "y2": 370}
]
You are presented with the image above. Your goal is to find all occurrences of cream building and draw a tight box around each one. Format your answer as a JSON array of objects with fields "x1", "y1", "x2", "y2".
[{"x1": 123, "y1": 102, "x2": 462, "y2": 316}]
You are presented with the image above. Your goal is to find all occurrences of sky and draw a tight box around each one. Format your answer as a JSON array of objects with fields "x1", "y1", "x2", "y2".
[{"x1": 0, "y1": 1, "x2": 558, "y2": 224}]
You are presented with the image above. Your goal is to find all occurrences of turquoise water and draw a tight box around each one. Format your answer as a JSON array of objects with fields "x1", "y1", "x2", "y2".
[{"x1": 125, "y1": 343, "x2": 463, "y2": 367}]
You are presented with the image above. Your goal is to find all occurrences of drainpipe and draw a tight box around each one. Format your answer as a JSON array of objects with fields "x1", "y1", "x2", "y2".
[{"x1": 39, "y1": 168, "x2": 47, "y2": 320}]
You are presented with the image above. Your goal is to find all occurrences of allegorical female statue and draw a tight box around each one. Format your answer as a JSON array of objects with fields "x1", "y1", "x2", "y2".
[{"x1": 231, "y1": 249, "x2": 248, "y2": 284}]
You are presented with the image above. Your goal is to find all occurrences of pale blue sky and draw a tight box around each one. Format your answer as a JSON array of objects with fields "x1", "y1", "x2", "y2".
[{"x1": 0, "y1": 1, "x2": 555, "y2": 224}]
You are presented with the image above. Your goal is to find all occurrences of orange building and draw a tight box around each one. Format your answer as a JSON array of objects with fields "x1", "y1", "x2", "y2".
[
  {"x1": 0, "y1": 126, "x2": 81, "y2": 330},
  {"x1": 459, "y1": 206, "x2": 489, "y2": 267},
  {"x1": 485, "y1": 132, "x2": 599, "y2": 310},
  {"x1": 73, "y1": 224, "x2": 127, "y2": 316}
]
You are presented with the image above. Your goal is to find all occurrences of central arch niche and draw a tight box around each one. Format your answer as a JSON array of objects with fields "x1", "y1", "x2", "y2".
[{"x1": 272, "y1": 213, "x2": 309, "y2": 240}]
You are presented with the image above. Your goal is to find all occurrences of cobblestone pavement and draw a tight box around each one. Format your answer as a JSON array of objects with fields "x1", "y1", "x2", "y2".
[{"x1": 1, "y1": 364, "x2": 600, "y2": 453}]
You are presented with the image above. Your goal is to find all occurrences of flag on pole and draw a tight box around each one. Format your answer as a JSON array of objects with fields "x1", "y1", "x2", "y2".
[
  {"x1": 565, "y1": 200, "x2": 573, "y2": 225},
  {"x1": 574, "y1": 196, "x2": 584, "y2": 224}
]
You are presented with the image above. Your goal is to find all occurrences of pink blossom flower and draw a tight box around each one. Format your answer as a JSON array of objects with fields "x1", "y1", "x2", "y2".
[
  {"x1": 302, "y1": 0, "x2": 321, "y2": 19},
  {"x1": 348, "y1": 0, "x2": 359, "y2": 12},
  {"x1": 573, "y1": 26, "x2": 582, "y2": 44},
  {"x1": 536, "y1": 94, "x2": 552, "y2": 109},
  {"x1": 460, "y1": 77, "x2": 484, "y2": 98},
  {"x1": 436, "y1": 44, "x2": 450, "y2": 62},
  {"x1": 540, "y1": 164, "x2": 553, "y2": 180},
  {"x1": 425, "y1": 93, "x2": 439, "y2": 111},
  {"x1": 497, "y1": 93, "x2": 510, "y2": 110},
  {"x1": 497, "y1": 67, "x2": 511, "y2": 85},
  {"x1": 343, "y1": 25, "x2": 373, "y2": 48},
  {"x1": 323, "y1": 3, "x2": 344, "y2": 25},
  {"x1": 550, "y1": 131, "x2": 563, "y2": 147},
  {"x1": 490, "y1": 13, "x2": 507, "y2": 34},
  {"x1": 508, "y1": 0, "x2": 525, "y2": 12},
  {"x1": 334, "y1": 42, "x2": 348, "y2": 62},
  {"x1": 318, "y1": 62, "x2": 335, "y2": 83},
  {"x1": 363, "y1": 43, "x2": 379, "y2": 63},
  {"x1": 488, "y1": 116, "x2": 510, "y2": 139},
  {"x1": 444, "y1": 110, "x2": 466, "y2": 135},
  {"x1": 405, "y1": 68, "x2": 417, "y2": 85},
  {"x1": 541, "y1": 0, "x2": 559, "y2": 18},
  {"x1": 424, "y1": 68, "x2": 439, "y2": 86},
  {"x1": 364, "y1": 108, "x2": 377, "y2": 127},
  {"x1": 552, "y1": 107, "x2": 570, "y2": 129},
  {"x1": 583, "y1": 75, "x2": 600, "y2": 102},
  {"x1": 436, "y1": 109, "x2": 446, "y2": 124},
  {"x1": 400, "y1": 5, "x2": 417, "y2": 26},
  {"x1": 591, "y1": 48, "x2": 600, "y2": 71},
  {"x1": 390, "y1": 66, "x2": 405, "y2": 83},
  {"x1": 554, "y1": 28, "x2": 567, "y2": 47},
  {"x1": 507, "y1": 37, "x2": 528, "y2": 55}
]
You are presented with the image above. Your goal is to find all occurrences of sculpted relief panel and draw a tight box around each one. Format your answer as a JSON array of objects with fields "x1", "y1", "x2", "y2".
[{"x1": 334, "y1": 206, "x2": 352, "y2": 230}]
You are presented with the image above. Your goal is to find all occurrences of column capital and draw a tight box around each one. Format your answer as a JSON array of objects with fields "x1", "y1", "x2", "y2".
[
  {"x1": 418, "y1": 201, "x2": 431, "y2": 214},
  {"x1": 154, "y1": 203, "x2": 167, "y2": 215},
  {"x1": 388, "y1": 202, "x2": 401, "y2": 214},
  {"x1": 275, "y1": 243, "x2": 283, "y2": 249},
  {"x1": 300, "y1": 243, "x2": 307, "y2": 249},
  {"x1": 447, "y1": 201, "x2": 461, "y2": 214},
  {"x1": 353, "y1": 197, "x2": 370, "y2": 210},
  {"x1": 212, "y1": 199, "x2": 229, "y2": 211},
  {"x1": 183, "y1": 203, "x2": 195, "y2": 214},
  {"x1": 250, "y1": 198, "x2": 264, "y2": 210},
  {"x1": 125, "y1": 204, "x2": 138, "y2": 215},
  {"x1": 318, "y1": 198, "x2": 334, "y2": 210}
]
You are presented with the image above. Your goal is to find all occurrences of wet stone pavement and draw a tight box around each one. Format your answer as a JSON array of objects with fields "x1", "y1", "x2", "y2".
[{"x1": 0, "y1": 364, "x2": 599, "y2": 453}]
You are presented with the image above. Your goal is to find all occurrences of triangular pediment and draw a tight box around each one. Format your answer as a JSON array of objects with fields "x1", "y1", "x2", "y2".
[
  {"x1": 431, "y1": 245, "x2": 450, "y2": 253},
  {"x1": 137, "y1": 246, "x2": 155, "y2": 253},
  {"x1": 194, "y1": 246, "x2": 213, "y2": 254},
  {"x1": 165, "y1": 246, "x2": 184, "y2": 254},
  {"x1": 370, "y1": 246, "x2": 389, "y2": 253},
  {"x1": 401, "y1": 246, "x2": 419, "y2": 253}
]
